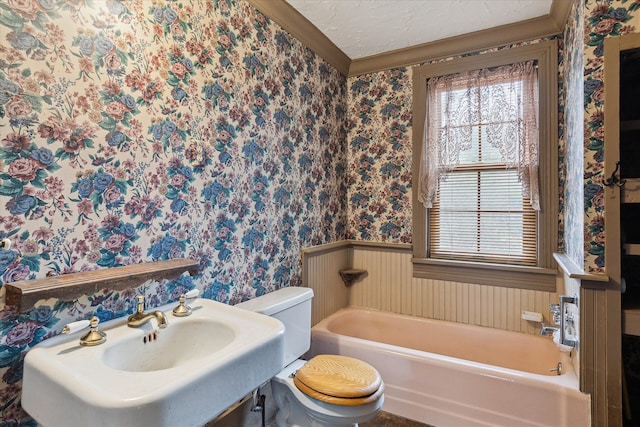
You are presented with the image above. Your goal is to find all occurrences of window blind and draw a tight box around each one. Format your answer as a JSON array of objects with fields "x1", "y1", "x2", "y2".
[{"x1": 430, "y1": 165, "x2": 537, "y2": 265}]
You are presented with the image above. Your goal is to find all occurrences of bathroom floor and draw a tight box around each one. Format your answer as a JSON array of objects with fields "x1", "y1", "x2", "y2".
[
  {"x1": 264, "y1": 411, "x2": 432, "y2": 427},
  {"x1": 360, "y1": 411, "x2": 433, "y2": 427}
]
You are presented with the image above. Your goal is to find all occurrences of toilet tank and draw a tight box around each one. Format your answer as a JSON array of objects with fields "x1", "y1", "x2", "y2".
[{"x1": 235, "y1": 287, "x2": 314, "y2": 367}]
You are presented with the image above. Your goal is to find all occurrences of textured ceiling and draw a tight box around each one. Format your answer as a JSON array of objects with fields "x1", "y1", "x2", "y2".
[{"x1": 285, "y1": 0, "x2": 553, "y2": 59}]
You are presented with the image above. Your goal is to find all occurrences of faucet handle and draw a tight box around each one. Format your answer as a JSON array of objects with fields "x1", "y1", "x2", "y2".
[
  {"x1": 62, "y1": 316, "x2": 106, "y2": 346},
  {"x1": 172, "y1": 289, "x2": 199, "y2": 317},
  {"x1": 184, "y1": 289, "x2": 200, "y2": 299},
  {"x1": 62, "y1": 319, "x2": 90, "y2": 334}
]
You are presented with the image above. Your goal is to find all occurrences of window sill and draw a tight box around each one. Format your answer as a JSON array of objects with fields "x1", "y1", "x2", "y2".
[{"x1": 412, "y1": 257, "x2": 557, "y2": 292}]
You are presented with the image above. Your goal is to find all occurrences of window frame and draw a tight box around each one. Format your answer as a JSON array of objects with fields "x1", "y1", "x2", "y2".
[{"x1": 412, "y1": 40, "x2": 558, "y2": 292}]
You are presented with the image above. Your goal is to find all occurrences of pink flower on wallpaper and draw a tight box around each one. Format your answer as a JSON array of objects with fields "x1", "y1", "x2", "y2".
[
  {"x1": 62, "y1": 134, "x2": 85, "y2": 153},
  {"x1": 171, "y1": 62, "x2": 188, "y2": 79},
  {"x1": 104, "y1": 233, "x2": 127, "y2": 252},
  {"x1": 77, "y1": 198, "x2": 93, "y2": 216},
  {"x1": 105, "y1": 100, "x2": 127, "y2": 120},
  {"x1": 6, "y1": 321, "x2": 40, "y2": 347},
  {"x1": 8, "y1": 157, "x2": 40, "y2": 181},
  {"x1": 102, "y1": 185, "x2": 122, "y2": 203},
  {"x1": 32, "y1": 226, "x2": 54, "y2": 241},
  {"x1": 594, "y1": 18, "x2": 617, "y2": 35},
  {"x1": 5, "y1": 97, "x2": 33, "y2": 119},
  {"x1": 7, "y1": 0, "x2": 41, "y2": 20},
  {"x1": 3, "y1": 132, "x2": 30, "y2": 151},
  {"x1": 171, "y1": 173, "x2": 187, "y2": 189}
]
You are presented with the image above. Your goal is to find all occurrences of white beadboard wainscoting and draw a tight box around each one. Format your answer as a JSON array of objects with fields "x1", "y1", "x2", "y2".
[{"x1": 302, "y1": 241, "x2": 562, "y2": 335}]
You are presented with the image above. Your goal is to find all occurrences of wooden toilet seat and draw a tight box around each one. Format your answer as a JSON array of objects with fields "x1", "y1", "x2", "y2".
[{"x1": 293, "y1": 354, "x2": 384, "y2": 406}]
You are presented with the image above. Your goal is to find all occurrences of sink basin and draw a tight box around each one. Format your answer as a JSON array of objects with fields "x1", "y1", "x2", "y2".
[
  {"x1": 22, "y1": 299, "x2": 285, "y2": 427},
  {"x1": 101, "y1": 318, "x2": 236, "y2": 372}
]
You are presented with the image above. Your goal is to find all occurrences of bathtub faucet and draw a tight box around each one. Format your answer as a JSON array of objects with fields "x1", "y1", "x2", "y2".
[{"x1": 540, "y1": 323, "x2": 559, "y2": 336}]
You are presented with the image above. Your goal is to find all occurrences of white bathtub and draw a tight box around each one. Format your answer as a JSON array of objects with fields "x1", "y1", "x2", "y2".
[{"x1": 307, "y1": 307, "x2": 590, "y2": 427}]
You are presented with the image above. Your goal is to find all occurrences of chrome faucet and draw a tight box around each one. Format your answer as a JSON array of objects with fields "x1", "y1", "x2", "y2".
[
  {"x1": 540, "y1": 323, "x2": 559, "y2": 336},
  {"x1": 127, "y1": 295, "x2": 169, "y2": 328}
]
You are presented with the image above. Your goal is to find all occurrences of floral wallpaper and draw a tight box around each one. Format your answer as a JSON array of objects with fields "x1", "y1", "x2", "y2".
[
  {"x1": 0, "y1": 0, "x2": 347, "y2": 423},
  {"x1": 583, "y1": 0, "x2": 640, "y2": 272},
  {"x1": 1, "y1": 0, "x2": 639, "y2": 423},
  {"x1": 345, "y1": 68, "x2": 413, "y2": 242}
]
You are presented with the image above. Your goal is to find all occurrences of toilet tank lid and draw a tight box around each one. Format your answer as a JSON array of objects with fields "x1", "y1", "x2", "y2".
[{"x1": 235, "y1": 287, "x2": 314, "y2": 315}]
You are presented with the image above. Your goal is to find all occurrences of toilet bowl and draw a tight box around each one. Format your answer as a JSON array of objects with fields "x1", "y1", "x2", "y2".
[{"x1": 235, "y1": 287, "x2": 384, "y2": 427}]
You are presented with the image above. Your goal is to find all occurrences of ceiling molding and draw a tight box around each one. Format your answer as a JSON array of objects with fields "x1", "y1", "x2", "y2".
[
  {"x1": 247, "y1": 0, "x2": 571, "y2": 78},
  {"x1": 348, "y1": 0, "x2": 572, "y2": 76},
  {"x1": 246, "y1": 0, "x2": 351, "y2": 76}
]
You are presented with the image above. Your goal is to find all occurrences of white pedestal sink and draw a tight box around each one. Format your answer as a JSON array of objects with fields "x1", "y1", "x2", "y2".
[{"x1": 22, "y1": 298, "x2": 285, "y2": 427}]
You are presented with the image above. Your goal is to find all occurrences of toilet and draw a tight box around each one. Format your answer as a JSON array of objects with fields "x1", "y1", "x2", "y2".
[{"x1": 236, "y1": 287, "x2": 384, "y2": 427}]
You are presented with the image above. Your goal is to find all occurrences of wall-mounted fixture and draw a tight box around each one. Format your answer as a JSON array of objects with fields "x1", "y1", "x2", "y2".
[
  {"x1": 559, "y1": 295, "x2": 579, "y2": 348},
  {"x1": 544, "y1": 295, "x2": 579, "y2": 349}
]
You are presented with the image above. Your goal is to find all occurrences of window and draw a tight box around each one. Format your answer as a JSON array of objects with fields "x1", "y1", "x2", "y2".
[{"x1": 412, "y1": 41, "x2": 558, "y2": 291}]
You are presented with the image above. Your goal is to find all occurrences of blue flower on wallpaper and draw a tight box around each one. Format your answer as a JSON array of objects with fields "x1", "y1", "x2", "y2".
[
  {"x1": 350, "y1": 135, "x2": 370, "y2": 149},
  {"x1": 356, "y1": 211, "x2": 375, "y2": 239},
  {"x1": 243, "y1": 228, "x2": 265, "y2": 252},
  {"x1": 251, "y1": 256, "x2": 269, "y2": 293},
  {"x1": 0, "y1": 249, "x2": 18, "y2": 275},
  {"x1": 0, "y1": 140, "x2": 60, "y2": 218},
  {"x1": 149, "y1": 118, "x2": 192, "y2": 153},
  {"x1": 280, "y1": 213, "x2": 295, "y2": 249},
  {"x1": 202, "y1": 180, "x2": 231, "y2": 208},
  {"x1": 251, "y1": 173, "x2": 269, "y2": 211},
  {"x1": 5, "y1": 195, "x2": 38, "y2": 216},
  {"x1": 274, "y1": 109, "x2": 291, "y2": 129},
  {"x1": 203, "y1": 82, "x2": 232, "y2": 110},
  {"x1": 106, "y1": 130, "x2": 129, "y2": 149},
  {"x1": 171, "y1": 198, "x2": 187, "y2": 214},
  {"x1": 98, "y1": 218, "x2": 139, "y2": 266},
  {"x1": 349, "y1": 192, "x2": 368, "y2": 208},
  {"x1": 165, "y1": 273, "x2": 196, "y2": 298},
  {"x1": 380, "y1": 161, "x2": 401, "y2": 179},
  {"x1": 214, "y1": 214, "x2": 236, "y2": 259},
  {"x1": 71, "y1": 168, "x2": 131, "y2": 218},
  {"x1": 303, "y1": 179, "x2": 316, "y2": 210},
  {"x1": 244, "y1": 54, "x2": 266, "y2": 77},
  {"x1": 584, "y1": 78, "x2": 602, "y2": 107},
  {"x1": 273, "y1": 264, "x2": 290, "y2": 287},
  {"x1": 243, "y1": 140, "x2": 265, "y2": 165},
  {"x1": 7, "y1": 31, "x2": 42, "y2": 53},
  {"x1": 167, "y1": 163, "x2": 194, "y2": 197},
  {"x1": 299, "y1": 85, "x2": 313, "y2": 103},
  {"x1": 380, "y1": 221, "x2": 402, "y2": 240},
  {"x1": 149, "y1": 232, "x2": 186, "y2": 261},
  {"x1": 275, "y1": 32, "x2": 293, "y2": 53}
]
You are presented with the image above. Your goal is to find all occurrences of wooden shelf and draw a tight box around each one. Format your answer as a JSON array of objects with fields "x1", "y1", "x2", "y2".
[
  {"x1": 5, "y1": 258, "x2": 199, "y2": 312},
  {"x1": 338, "y1": 269, "x2": 367, "y2": 287},
  {"x1": 622, "y1": 178, "x2": 640, "y2": 203}
]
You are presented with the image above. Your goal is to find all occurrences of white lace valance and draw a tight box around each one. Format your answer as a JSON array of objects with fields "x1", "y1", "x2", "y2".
[{"x1": 418, "y1": 61, "x2": 540, "y2": 210}]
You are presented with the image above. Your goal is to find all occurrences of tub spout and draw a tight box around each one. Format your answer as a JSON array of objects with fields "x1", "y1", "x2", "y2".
[{"x1": 540, "y1": 324, "x2": 559, "y2": 336}]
